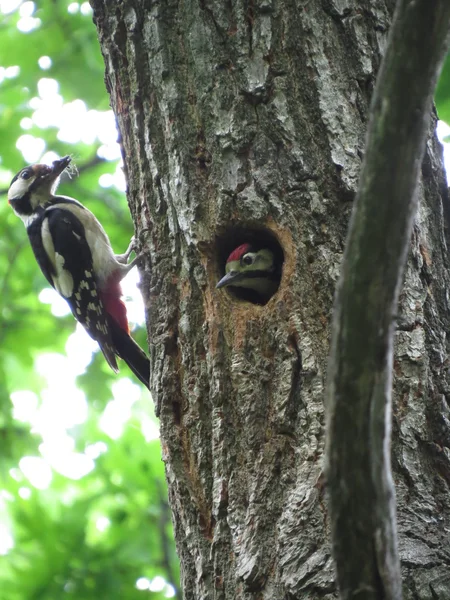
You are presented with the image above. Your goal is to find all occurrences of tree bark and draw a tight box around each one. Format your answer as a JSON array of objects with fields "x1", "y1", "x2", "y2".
[
  {"x1": 91, "y1": 1, "x2": 450, "y2": 599},
  {"x1": 326, "y1": 2, "x2": 450, "y2": 599}
]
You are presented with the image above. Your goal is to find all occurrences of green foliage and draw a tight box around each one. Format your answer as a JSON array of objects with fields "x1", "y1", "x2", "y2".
[
  {"x1": 436, "y1": 54, "x2": 450, "y2": 126},
  {"x1": 1, "y1": 423, "x2": 178, "y2": 600},
  {"x1": 0, "y1": 2, "x2": 179, "y2": 598}
]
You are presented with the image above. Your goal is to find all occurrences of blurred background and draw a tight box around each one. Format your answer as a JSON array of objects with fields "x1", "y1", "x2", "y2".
[
  {"x1": 0, "y1": 2, "x2": 449, "y2": 599},
  {"x1": 0, "y1": 2, "x2": 179, "y2": 599}
]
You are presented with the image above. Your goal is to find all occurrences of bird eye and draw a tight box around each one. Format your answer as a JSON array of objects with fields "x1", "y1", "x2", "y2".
[
  {"x1": 21, "y1": 170, "x2": 32, "y2": 180},
  {"x1": 242, "y1": 254, "x2": 254, "y2": 265}
]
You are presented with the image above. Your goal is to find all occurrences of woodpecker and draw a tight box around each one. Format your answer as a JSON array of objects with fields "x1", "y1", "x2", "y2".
[
  {"x1": 216, "y1": 243, "x2": 278, "y2": 302},
  {"x1": 8, "y1": 155, "x2": 150, "y2": 389}
]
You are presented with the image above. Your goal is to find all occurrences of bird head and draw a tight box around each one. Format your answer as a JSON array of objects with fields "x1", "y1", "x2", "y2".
[
  {"x1": 216, "y1": 243, "x2": 278, "y2": 302},
  {"x1": 8, "y1": 155, "x2": 72, "y2": 216}
]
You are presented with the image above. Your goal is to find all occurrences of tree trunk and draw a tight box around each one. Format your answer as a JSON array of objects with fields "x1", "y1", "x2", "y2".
[{"x1": 91, "y1": 1, "x2": 450, "y2": 598}]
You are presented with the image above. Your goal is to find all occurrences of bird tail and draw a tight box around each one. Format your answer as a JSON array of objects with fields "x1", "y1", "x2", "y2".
[{"x1": 109, "y1": 318, "x2": 150, "y2": 390}]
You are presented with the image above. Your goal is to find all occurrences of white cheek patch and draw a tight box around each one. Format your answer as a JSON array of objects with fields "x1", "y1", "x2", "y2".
[
  {"x1": 41, "y1": 217, "x2": 74, "y2": 298},
  {"x1": 8, "y1": 175, "x2": 37, "y2": 202}
]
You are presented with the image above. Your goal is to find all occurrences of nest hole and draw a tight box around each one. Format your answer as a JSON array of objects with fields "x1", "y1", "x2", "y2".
[{"x1": 216, "y1": 225, "x2": 284, "y2": 305}]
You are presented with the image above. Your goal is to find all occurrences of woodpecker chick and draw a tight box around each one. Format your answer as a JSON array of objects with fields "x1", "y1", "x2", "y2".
[
  {"x1": 216, "y1": 243, "x2": 278, "y2": 302},
  {"x1": 8, "y1": 156, "x2": 150, "y2": 389}
]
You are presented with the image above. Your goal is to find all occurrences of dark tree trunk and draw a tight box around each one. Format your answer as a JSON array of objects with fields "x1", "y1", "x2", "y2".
[{"x1": 91, "y1": 1, "x2": 450, "y2": 598}]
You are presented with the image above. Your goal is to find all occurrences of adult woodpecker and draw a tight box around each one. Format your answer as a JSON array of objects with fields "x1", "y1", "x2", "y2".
[
  {"x1": 8, "y1": 155, "x2": 150, "y2": 389},
  {"x1": 216, "y1": 243, "x2": 278, "y2": 302}
]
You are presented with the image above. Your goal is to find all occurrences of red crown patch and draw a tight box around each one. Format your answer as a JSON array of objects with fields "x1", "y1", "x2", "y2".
[{"x1": 226, "y1": 243, "x2": 252, "y2": 263}]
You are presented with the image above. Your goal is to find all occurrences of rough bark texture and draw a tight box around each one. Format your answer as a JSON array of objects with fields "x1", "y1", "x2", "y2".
[
  {"x1": 326, "y1": 2, "x2": 450, "y2": 599},
  {"x1": 91, "y1": 1, "x2": 450, "y2": 599}
]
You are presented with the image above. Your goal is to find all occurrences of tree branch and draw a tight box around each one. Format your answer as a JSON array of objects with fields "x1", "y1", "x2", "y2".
[{"x1": 325, "y1": 1, "x2": 450, "y2": 599}]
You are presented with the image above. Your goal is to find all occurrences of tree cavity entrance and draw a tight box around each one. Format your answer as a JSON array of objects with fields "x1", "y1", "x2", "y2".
[{"x1": 215, "y1": 226, "x2": 284, "y2": 305}]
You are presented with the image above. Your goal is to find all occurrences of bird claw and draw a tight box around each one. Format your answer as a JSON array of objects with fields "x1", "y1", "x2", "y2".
[{"x1": 116, "y1": 237, "x2": 137, "y2": 265}]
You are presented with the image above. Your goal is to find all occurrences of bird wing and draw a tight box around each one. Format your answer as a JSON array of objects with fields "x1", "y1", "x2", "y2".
[{"x1": 27, "y1": 206, "x2": 118, "y2": 372}]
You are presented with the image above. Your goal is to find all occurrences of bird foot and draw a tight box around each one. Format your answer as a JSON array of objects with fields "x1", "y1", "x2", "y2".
[
  {"x1": 116, "y1": 237, "x2": 148, "y2": 277},
  {"x1": 116, "y1": 237, "x2": 138, "y2": 265}
]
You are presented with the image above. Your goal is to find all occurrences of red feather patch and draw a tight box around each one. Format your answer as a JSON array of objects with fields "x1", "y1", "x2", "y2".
[
  {"x1": 100, "y1": 275, "x2": 130, "y2": 334},
  {"x1": 226, "y1": 243, "x2": 252, "y2": 263}
]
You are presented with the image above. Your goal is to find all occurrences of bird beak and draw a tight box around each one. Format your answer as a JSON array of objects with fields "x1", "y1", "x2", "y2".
[
  {"x1": 216, "y1": 271, "x2": 244, "y2": 289},
  {"x1": 51, "y1": 155, "x2": 71, "y2": 177}
]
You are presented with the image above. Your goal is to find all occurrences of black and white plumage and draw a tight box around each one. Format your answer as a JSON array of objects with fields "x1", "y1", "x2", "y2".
[{"x1": 8, "y1": 156, "x2": 150, "y2": 389}]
